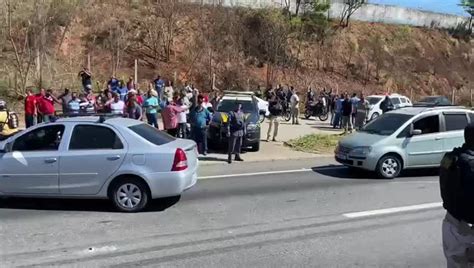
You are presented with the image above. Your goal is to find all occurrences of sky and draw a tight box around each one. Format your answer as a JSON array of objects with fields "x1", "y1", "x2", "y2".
[{"x1": 370, "y1": 0, "x2": 468, "y2": 16}]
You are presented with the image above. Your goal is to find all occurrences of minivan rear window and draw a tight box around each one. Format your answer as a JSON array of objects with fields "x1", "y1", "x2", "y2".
[{"x1": 129, "y1": 124, "x2": 175, "y2": 145}]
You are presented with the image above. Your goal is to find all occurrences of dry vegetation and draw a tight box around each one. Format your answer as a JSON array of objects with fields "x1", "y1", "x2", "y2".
[{"x1": 0, "y1": 0, "x2": 473, "y2": 106}]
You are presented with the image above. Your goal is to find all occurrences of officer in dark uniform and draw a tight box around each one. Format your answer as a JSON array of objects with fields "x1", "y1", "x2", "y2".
[{"x1": 440, "y1": 123, "x2": 474, "y2": 268}]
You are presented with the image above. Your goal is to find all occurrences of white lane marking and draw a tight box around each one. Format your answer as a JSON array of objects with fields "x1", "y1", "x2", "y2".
[
  {"x1": 198, "y1": 166, "x2": 345, "y2": 180},
  {"x1": 392, "y1": 181, "x2": 439, "y2": 184},
  {"x1": 80, "y1": 246, "x2": 117, "y2": 255},
  {"x1": 343, "y1": 202, "x2": 443, "y2": 219}
]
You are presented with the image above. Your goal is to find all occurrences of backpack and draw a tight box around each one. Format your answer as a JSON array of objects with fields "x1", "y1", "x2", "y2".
[
  {"x1": 440, "y1": 147, "x2": 474, "y2": 223},
  {"x1": 229, "y1": 111, "x2": 244, "y2": 131}
]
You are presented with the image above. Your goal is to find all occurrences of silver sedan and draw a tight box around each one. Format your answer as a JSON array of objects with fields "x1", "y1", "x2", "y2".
[{"x1": 0, "y1": 116, "x2": 198, "y2": 212}]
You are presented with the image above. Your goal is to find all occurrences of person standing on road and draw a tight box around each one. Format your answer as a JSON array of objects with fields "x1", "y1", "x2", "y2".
[
  {"x1": 227, "y1": 103, "x2": 245, "y2": 164},
  {"x1": 440, "y1": 124, "x2": 474, "y2": 268},
  {"x1": 341, "y1": 94, "x2": 353, "y2": 134},
  {"x1": 106, "y1": 93, "x2": 125, "y2": 115},
  {"x1": 58, "y1": 88, "x2": 72, "y2": 115},
  {"x1": 153, "y1": 75, "x2": 165, "y2": 101},
  {"x1": 350, "y1": 93, "x2": 360, "y2": 126},
  {"x1": 333, "y1": 94, "x2": 344, "y2": 129},
  {"x1": 38, "y1": 89, "x2": 59, "y2": 123},
  {"x1": 108, "y1": 75, "x2": 120, "y2": 93},
  {"x1": 78, "y1": 67, "x2": 92, "y2": 92},
  {"x1": 290, "y1": 89, "x2": 300, "y2": 125},
  {"x1": 177, "y1": 93, "x2": 189, "y2": 138},
  {"x1": 24, "y1": 89, "x2": 37, "y2": 128},
  {"x1": 162, "y1": 97, "x2": 186, "y2": 137},
  {"x1": 190, "y1": 95, "x2": 212, "y2": 155},
  {"x1": 380, "y1": 95, "x2": 393, "y2": 114},
  {"x1": 144, "y1": 90, "x2": 160, "y2": 128},
  {"x1": 68, "y1": 92, "x2": 81, "y2": 116},
  {"x1": 267, "y1": 91, "x2": 282, "y2": 142},
  {"x1": 355, "y1": 94, "x2": 370, "y2": 130}
]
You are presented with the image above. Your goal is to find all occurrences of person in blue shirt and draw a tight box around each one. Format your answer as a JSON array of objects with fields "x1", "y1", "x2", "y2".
[
  {"x1": 117, "y1": 80, "x2": 129, "y2": 102},
  {"x1": 143, "y1": 90, "x2": 160, "y2": 128},
  {"x1": 333, "y1": 94, "x2": 344, "y2": 129},
  {"x1": 153, "y1": 75, "x2": 165, "y2": 101},
  {"x1": 67, "y1": 92, "x2": 81, "y2": 116},
  {"x1": 108, "y1": 76, "x2": 120, "y2": 92},
  {"x1": 190, "y1": 95, "x2": 212, "y2": 155}
]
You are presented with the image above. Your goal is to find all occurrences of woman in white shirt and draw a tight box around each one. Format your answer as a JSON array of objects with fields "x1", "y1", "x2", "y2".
[
  {"x1": 177, "y1": 93, "x2": 189, "y2": 138},
  {"x1": 107, "y1": 93, "x2": 125, "y2": 115}
]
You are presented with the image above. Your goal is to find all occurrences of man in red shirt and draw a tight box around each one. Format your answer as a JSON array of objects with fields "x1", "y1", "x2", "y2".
[
  {"x1": 24, "y1": 89, "x2": 37, "y2": 128},
  {"x1": 37, "y1": 89, "x2": 59, "y2": 123}
]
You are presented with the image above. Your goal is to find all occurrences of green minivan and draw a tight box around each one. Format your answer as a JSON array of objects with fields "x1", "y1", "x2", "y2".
[{"x1": 335, "y1": 106, "x2": 474, "y2": 179}]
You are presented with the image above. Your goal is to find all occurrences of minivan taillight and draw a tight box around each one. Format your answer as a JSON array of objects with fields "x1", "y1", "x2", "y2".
[{"x1": 171, "y1": 148, "x2": 188, "y2": 172}]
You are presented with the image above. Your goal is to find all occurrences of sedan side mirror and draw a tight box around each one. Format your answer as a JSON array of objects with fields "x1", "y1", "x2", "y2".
[{"x1": 410, "y1": 129, "x2": 422, "y2": 136}]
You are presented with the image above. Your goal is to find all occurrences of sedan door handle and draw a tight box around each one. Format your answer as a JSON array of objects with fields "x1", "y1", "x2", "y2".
[
  {"x1": 435, "y1": 137, "x2": 442, "y2": 141},
  {"x1": 44, "y1": 158, "x2": 57, "y2": 164},
  {"x1": 107, "y1": 155, "x2": 121, "y2": 161}
]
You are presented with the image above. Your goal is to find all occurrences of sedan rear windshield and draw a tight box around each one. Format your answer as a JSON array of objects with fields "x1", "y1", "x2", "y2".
[
  {"x1": 361, "y1": 113, "x2": 413, "y2": 136},
  {"x1": 217, "y1": 100, "x2": 256, "y2": 113},
  {"x1": 129, "y1": 123, "x2": 175, "y2": 145}
]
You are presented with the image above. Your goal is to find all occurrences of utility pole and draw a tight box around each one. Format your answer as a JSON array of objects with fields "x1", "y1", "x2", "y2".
[{"x1": 134, "y1": 59, "x2": 138, "y2": 85}]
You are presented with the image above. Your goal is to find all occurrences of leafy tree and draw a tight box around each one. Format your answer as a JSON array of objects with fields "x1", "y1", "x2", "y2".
[
  {"x1": 340, "y1": 0, "x2": 366, "y2": 27},
  {"x1": 459, "y1": 0, "x2": 473, "y2": 32}
]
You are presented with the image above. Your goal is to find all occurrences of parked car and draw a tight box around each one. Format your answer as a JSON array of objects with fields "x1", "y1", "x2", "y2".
[
  {"x1": 208, "y1": 91, "x2": 263, "y2": 151},
  {"x1": 415, "y1": 95, "x2": 451, "y2": 106},
  {"x1": 335, "y1": 106, "x2": 474, "y2": 179},
  {"x1": 0, "y1": 116, "x2": 198, "y2": 212},
  {"x1": 366, "y1": 94, "x2": 412, "y2": 121}
]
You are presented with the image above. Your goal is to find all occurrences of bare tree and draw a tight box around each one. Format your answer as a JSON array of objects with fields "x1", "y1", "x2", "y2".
[{"x1": 340, "y1": 0, "x2": 366, "y2": 27}]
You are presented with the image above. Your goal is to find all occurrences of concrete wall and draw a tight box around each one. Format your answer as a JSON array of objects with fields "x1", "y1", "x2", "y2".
[
  {"x1": 188, "y1": 0, "x2": 468, "y2": 29},
  {"x1": 329, "y1": 2, "x2": 467, "y2": 29}
]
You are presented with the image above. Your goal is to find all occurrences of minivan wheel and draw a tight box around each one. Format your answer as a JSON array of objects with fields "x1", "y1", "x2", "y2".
[
  {"x1": 111, "y1": 179, "x2": 149, "y2": 212},
  {"x1": 376, "y1": 155, "x2": 402, "y2": 179}
]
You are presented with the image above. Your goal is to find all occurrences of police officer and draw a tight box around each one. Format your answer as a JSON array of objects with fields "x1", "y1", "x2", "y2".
[
  {"x1": 440, "y1": 123, "x2": 474, "y2": 268},
  {"x1": 227, "y1": 103, "x2": 245, "y2": 164}
]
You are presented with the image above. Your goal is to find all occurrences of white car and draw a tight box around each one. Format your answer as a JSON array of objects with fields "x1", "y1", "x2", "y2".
[
  {"x1": 367, "y1": 94, "x2": 412, "y2": 121},
  {"x1": 0, "y1": 116, "x2": 198, "y2": 212}
]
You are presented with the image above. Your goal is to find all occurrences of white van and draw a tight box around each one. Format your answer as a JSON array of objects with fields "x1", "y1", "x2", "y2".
[{"x1": 367, "y1": 94, "x2": 412, "y2": 121}]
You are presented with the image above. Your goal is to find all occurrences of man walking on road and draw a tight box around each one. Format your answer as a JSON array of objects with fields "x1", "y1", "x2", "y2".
[
  {"x1": 440, "y1": 124, "x2": 474, "y2": 268},
  {"x1": 227, "y1": 103, "x2": 245, "y2": 164}
]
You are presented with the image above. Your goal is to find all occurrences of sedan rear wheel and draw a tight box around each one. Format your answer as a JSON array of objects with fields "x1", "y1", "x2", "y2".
[
  {"x1": 376, "y1": 155, "x2": 402, "y2": 179},
  {"x1": 112, "y1": 179, "x2": 149, "y2": 212}
]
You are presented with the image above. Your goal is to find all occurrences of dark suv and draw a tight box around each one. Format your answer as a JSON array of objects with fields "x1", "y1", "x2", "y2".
[{"x1": 207, "y1": 92, "x2": 262, "y2": 151}]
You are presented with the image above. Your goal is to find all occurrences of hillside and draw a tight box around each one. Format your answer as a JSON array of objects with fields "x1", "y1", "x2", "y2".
[{"x1": 1, "y1": 0, "x2": 473, "y2": 105}]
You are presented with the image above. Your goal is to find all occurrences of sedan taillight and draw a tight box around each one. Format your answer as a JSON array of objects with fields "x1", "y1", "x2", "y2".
[{"x1": 171, "y1": 148, "x2": 188, "y2": 172}]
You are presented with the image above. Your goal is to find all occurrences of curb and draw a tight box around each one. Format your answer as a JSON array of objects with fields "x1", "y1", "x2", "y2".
[{"x1": 198, "y1": 153, "x2": 333, "y2": 166}]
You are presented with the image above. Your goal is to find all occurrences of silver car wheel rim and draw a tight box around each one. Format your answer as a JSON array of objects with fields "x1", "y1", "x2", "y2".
[
  {"x1": 381, "y1": 158, "x2": 398, "y2": 177},
  {"x1": 117, "y1": 184, "x2": 142, "y2": 209}
]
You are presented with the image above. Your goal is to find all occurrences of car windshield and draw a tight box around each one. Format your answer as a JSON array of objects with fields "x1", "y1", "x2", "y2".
[
  {"x1": 367, "y1": 97, "x2": 382, "y2": 105},
  {"x1": 217, "y1": 100, "x2": 255, "y2": 113},
  {"x1": 360, "y1": 113, "x2": 413, "y2": 136},
  {"x1": 129, "y1": 123, "x2": 175, "y2": 145}
]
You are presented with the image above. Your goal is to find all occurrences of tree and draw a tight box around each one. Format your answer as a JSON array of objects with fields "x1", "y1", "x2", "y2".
[
  {"x1": 340, "y1": 0, "x2": 366, "y2": 27},
  {"x1": 459, "y1": 0, "x2": 473, "y2": 32}
]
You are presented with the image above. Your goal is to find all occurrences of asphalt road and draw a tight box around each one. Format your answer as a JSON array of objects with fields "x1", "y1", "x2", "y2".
[{"x1": 0, "y1": 158, "x2": 446, "y2": 267}]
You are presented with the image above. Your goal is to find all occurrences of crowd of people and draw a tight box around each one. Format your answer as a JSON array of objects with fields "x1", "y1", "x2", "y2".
[{"x1": 23, "y1": 68, "x2": 219, "y2": 156}]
